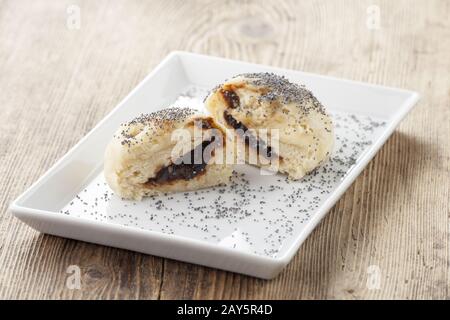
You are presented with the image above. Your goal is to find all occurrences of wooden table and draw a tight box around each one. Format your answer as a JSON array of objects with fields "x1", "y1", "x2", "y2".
[{"x1": 0, "y1": 0, "x2": 448, "y2": 300}]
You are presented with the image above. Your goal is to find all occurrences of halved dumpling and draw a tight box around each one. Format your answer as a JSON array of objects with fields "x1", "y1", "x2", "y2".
[
  {"x1": 205, "y1": 72, "x2": 334, "y2": 179},
  {"x1": 104, "y1": 107, "x2": 233, "y2": 200}
]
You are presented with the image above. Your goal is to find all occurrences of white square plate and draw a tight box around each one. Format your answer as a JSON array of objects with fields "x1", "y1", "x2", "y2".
[{"x1": 10, "y1": 52, "x2": 419, "y2": 279}]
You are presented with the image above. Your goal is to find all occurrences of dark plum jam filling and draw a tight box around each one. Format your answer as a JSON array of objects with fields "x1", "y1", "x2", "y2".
[
  {"x1": 145, "y1": 138, "x2": 216, "y2": 185},
  {"x1": 223, "y1": 111, "x2": 274, "y2": 160}
]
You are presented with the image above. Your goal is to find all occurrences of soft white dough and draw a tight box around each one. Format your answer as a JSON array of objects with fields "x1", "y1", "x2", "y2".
[
  {"x1": 205, "y1": 72, "x2": 334, "y2": 179},
  {"x1": 104, "y1": 107, "x2": 233, "y2": 200}
]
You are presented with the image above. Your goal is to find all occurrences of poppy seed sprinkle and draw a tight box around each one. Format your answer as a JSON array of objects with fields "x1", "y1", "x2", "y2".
[{"x1": 61, "y1": 85, "x2": 386, "y2": 258}]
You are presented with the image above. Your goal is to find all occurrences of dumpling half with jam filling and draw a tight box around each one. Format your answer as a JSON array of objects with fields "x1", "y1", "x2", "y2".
[
  {"x1": 205, "y1": 72, "x2": 334, "y2": 179},
  {"x1": 104, "y1": 107, "x2": 233, "y2": 200}
]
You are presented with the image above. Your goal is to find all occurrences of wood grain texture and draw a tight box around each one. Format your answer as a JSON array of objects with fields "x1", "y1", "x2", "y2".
[{"x1": 0, "y1": 0, "x2": 448, "y2": 299}]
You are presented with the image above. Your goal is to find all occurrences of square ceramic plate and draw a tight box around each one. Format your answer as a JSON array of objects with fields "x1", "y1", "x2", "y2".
[{"x1": 9, "y1": 51, "x2": 419, "y2": 279}]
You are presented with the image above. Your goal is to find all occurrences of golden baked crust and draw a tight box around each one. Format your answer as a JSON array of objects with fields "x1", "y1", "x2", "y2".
[
  {"x1": 205, "y1": 73, "x2": 334, "y2": 179},
  {"x1": 104, "y1": 107, "x2": 233, "y2": 200}
]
